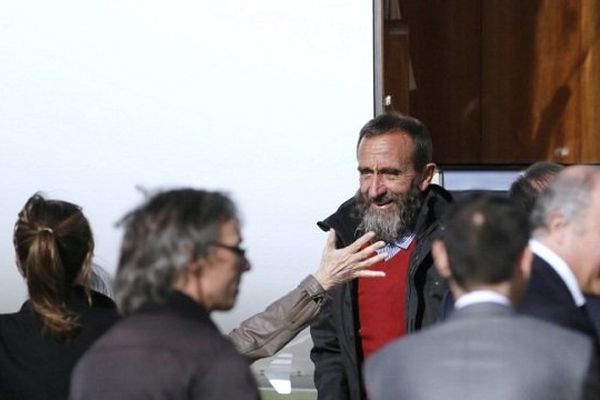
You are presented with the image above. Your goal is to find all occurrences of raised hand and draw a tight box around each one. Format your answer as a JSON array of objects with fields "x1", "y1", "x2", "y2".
[{"x1": 313, "y1": 229, "x2": 387, "y2": 291}]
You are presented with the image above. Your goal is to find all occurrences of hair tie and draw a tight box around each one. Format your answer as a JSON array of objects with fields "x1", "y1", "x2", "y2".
[{"x1": 38, "y1": 227, "x2": 54, "y2": 235}]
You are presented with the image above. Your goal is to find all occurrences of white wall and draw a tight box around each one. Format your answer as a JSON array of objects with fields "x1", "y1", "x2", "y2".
[{"x1": 0, "y1": 1, "x2": 373, "y2": 331}]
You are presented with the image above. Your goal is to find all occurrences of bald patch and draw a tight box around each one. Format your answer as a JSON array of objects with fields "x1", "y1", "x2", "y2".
[{"x1": 471, "y1": 212, "x2": 485, "y2": 227}]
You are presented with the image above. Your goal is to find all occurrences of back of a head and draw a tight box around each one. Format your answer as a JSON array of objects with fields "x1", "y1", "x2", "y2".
[
  {"x1": 13, "y1": 194, "x2": 94, "y2": 339},
  {"x1": 114, "y1": 188, "x2": 237, "y2": 314},
  {"x1": 530, "y1": 165, "x2": 600, "y2": 237},
  {"x1": 440, "y1": 194, "x2": 530, "y2": 289},
  {"x1": 358, "y1": 111, "x2": 432, "y2": 172},
  {"x1": 509, "y1": 162, "x2": 564, "y2": 214},
  {"x1": 90, "y1": 263, "x2": 113, "y2": 299}
]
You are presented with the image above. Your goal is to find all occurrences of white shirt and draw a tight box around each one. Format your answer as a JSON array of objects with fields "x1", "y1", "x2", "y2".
[
  {"x1": 454, "y1": 290, "x2": 511, "y2": 310},
  {"x1": 529, "y1": 239, "x2": 585, "y2": 307}
]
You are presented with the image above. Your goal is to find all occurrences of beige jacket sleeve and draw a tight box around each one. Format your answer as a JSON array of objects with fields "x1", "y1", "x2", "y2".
[{"x1": 228, "y1": 275, "x2": 325, "y2": 362}]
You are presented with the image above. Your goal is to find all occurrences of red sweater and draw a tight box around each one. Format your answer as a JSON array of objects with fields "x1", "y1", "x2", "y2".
[{"x1": 358, "y1": 240, "x2": 416, "y2": 360}]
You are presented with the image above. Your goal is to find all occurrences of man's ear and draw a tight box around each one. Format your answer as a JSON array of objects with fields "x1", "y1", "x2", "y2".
[
  {"x1": 546, "y1": 212, "x2": 569, "y2": 244},
  {"x1": 517, "y1": 246, "x2": 533, "y2": 282},
  {"x1": 186, "y1": 259, "x2": 205, "y2": 276},
  {"x1": 175, "y1": 259, "x2": 204, "y2": 286},
  {"x1": 432, "y1": 240, "x2": 452, "y2": 280},
  {"x1": 418, "y1": 163, "x2": 437, "y2": 191},
  {"x1": 173, "y1": 259, "x2": 209, "y2": 305}
]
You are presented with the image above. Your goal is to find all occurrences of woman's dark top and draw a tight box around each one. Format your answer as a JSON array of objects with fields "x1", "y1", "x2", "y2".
[{"x1": 0, "y1": 287, "x2": 119, "y2": 400}]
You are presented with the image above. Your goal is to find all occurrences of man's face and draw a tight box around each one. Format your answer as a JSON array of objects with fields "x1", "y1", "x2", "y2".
[
  {"x1": 355, "y1": 131, "x2": 425, "y2": 242},
  {"x1": 568, "y1": 185, "x2": 600, "y2": 295},
  {"x1": 201, "y1": 218, "x2": 250, "y2": 311}
]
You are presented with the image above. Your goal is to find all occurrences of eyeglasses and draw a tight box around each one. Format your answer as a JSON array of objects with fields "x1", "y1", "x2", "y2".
[{"x1": 209, "y1": 242, "x2": 250, "y2": 271}]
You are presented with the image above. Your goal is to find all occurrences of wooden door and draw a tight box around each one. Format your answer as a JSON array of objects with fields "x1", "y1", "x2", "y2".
[{"x1": 383, "y1": 0, "x2": 600, "y2": 165}]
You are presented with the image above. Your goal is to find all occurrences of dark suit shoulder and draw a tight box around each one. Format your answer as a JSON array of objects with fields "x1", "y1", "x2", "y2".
[
  {"x1": 517, "y1": 256, "x2": 598, "y2": 338},
  {"x1": 521, "y1": 257, "x2": 574, "y2": 306}
]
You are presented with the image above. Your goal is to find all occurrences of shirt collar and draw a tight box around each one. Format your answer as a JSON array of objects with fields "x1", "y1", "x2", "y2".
[
  {"x1": 376, "y1": 232, "x2": 415, "y2": 260},
  {"x1": 529, "y1": 239, "x2": 585, "y2": 306},
  {"x1": 454, "y1": 290, "x2": 511, "y2": 310}
]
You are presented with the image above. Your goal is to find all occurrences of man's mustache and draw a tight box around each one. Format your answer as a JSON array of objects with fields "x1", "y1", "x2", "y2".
[{"x1": 365, "y1": 194, "x2": 397, "y2": 207}]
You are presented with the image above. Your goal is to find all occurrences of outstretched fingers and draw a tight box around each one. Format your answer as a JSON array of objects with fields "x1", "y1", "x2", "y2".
[
  {"x1": 355, "y1": 269, "x2": 386, "y2": 278},
  {"x1": 346, "y1": 234, "x2": 387, "y2": 277},
  {"x1": 356, "y1": 239, "x2": 386, "y2": 260},
  {"x1": 351, "y1": 250, "x2": 387, "y2": 275},
  {"x1": 346, "y1": 231, "x2": 377, "y2": 252}
]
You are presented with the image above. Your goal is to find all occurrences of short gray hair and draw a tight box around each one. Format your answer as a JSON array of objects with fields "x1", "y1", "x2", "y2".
[
  {"x1": 114, "y1": 189, "x2": 237, "y2": 314},
  {"x1": 531, "y1": 167, "x2": 599, "y2": 236}
]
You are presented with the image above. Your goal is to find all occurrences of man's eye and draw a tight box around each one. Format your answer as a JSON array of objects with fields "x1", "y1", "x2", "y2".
[
  {"x1": 384, "y1": 175, "x2": 402, "y2": 181},
  {"x1": 384, "y1": 171, "x2": 402, "y2": 178}
]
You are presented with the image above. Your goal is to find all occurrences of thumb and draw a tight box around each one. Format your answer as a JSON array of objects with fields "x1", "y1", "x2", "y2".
[{"x1": 326, "y1": 229, "x2": 336, "y2": 249}]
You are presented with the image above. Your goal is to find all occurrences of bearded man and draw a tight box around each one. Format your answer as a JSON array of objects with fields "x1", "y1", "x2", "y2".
[{"x1": 310, "y1": 112, "x2": 452, "y2": 400}]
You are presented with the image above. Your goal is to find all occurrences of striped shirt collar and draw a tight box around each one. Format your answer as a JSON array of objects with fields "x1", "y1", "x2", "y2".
[{"x1": 376, "y1": 232, "x2": 415, "y2": 260}]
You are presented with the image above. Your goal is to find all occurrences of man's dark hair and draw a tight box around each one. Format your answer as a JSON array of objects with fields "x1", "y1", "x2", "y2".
[
  {"x1": 440, "y1": 194, "x2": 529, "y2": 289},
  {"x1": 357, "y1": 112, "x2": 432, "y2": 172},
  {"x1": 509, "y1": 162, "x2": 564, "y2": 214},
  {"x1": 114, "y1": 188, "x2": 237, "y2": 314}
]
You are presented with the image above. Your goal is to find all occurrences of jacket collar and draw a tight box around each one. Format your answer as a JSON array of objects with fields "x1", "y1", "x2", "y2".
[
  {"x1": 138, "y1": 290, "x2": 215, "y2": 329},
  {"x1": 450, "y1": 302, "x2": 514, "y2": 321}
]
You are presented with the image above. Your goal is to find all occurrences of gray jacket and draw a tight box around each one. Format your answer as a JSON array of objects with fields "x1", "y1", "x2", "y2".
[
  {"x1": 229, "y1": 275, "x2": 325, "y2": 362},
  {"x1": 365, "y1": 302, "x2": 600, "y2": 400}
]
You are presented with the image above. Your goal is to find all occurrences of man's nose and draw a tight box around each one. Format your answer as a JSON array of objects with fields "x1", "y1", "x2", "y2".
[
  {"x1": 241, "y1": 259, "x2": 251, "y2": 272},
  {"x1": 368, "y1": 174, "x2": 386, "y2": 198}
]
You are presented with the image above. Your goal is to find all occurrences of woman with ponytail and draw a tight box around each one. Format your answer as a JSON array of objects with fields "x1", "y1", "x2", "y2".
[{"x1": 0, "y1": 194, "x2": 119, "y2": 400}]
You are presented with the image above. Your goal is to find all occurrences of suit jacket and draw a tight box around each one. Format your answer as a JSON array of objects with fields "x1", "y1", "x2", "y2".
[
  {"x1": 364, "y1": 302, "x2": 600, "y2": 400},
  {"x1": 585, "y1": 295, "x2": 600, "y2": 334},
  {"x1": 0, "y1": 288, "x2": 118, "y2": 400},
  {"x1": 70, "y1": 291, "x2": 258, "y2": 400},
  {"x1": 518, "y1": 254, "x2": 598, "y2": 340}
]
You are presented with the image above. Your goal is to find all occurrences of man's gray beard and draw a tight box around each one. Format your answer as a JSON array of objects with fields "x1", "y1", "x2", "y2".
[{"x1": 355, "y1": 183, "x2": 423, "y2": 243}]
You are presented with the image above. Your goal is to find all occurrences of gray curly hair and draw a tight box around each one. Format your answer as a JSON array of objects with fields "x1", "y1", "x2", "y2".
[{"x1": 114, "y1": 188, "x2": 237, "y2": 314}]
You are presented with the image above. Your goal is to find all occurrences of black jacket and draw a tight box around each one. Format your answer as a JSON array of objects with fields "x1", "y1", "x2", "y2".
[
  {"x1": 310, "y1": 185, "x2": 452, "y2": 400},
  {"x1": 70, "y1": 291, "x2": 259, "y2": 400},
  {"x1": 0, "y1": 288, "x2": 118, "y2": 400},
  {"x1": 518, "y1": 254, "x2": 598, "y2": 341}
]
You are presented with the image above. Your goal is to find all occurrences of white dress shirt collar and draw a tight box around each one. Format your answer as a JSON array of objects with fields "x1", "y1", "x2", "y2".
[
  {"x1": 529, "y1": 239, "x2": 585, "y2": 307},
  {"x1": 454, "y1": 290, "x2": 511, "y2": 310}
]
